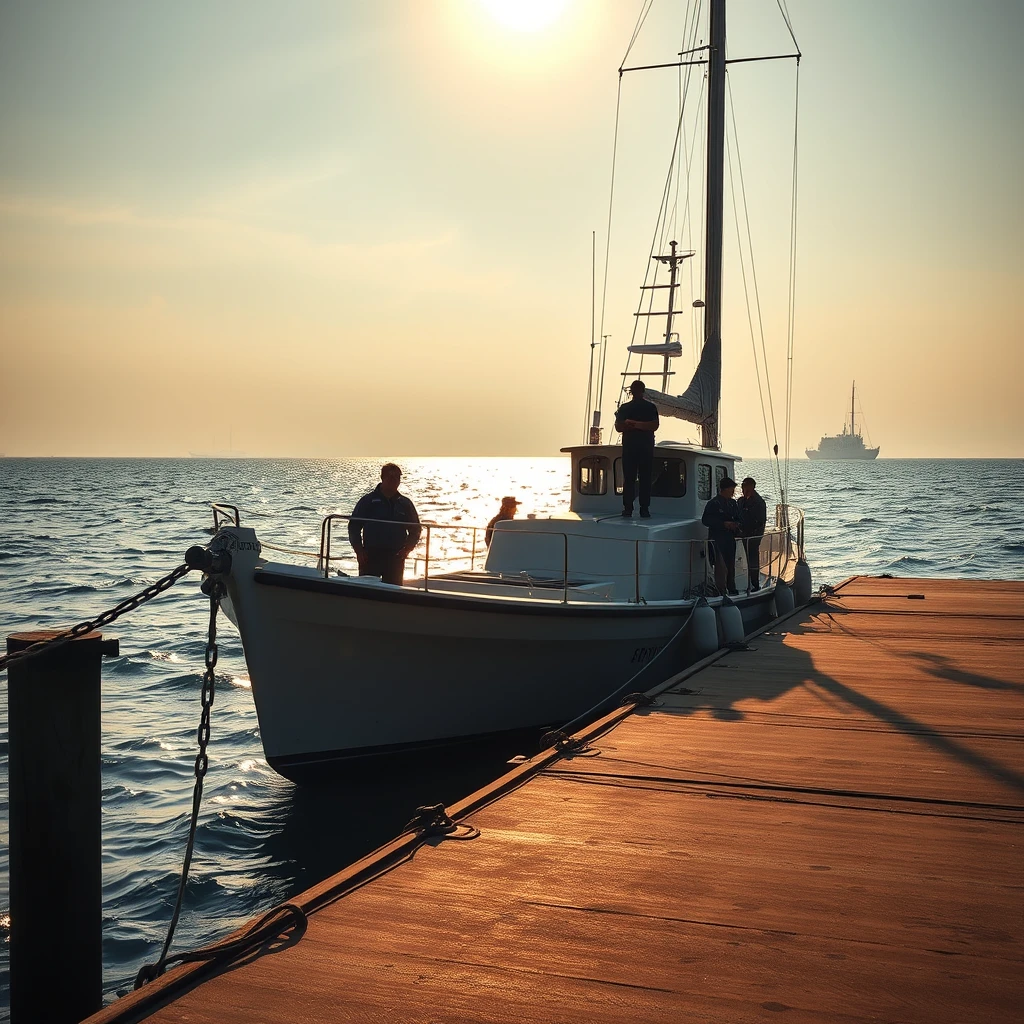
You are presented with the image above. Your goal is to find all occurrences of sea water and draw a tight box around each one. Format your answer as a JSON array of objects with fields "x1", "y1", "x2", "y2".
[{"x1": 0, "y1": 455, "x2": 1021, "y2": 1011}]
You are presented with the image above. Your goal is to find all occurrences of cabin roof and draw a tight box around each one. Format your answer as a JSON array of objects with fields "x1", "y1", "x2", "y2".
[{"x1": 560, "y1": 441, "x2": 743, "y2": 462}]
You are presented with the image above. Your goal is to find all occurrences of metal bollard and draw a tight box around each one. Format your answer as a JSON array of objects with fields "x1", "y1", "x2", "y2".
[{"x1": 6, "y1": 630, "x2": 118, "y2": 1024}]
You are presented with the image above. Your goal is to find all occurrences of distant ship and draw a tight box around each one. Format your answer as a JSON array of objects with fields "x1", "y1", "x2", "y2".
[{"x1": 806, "y1": 382, "x2": 879, "y2": 460}]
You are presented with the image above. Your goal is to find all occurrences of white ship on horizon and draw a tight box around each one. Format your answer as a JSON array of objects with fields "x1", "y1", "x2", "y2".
[{"x1": 806, "y1": 382, "x2": 879, "y2": 460}]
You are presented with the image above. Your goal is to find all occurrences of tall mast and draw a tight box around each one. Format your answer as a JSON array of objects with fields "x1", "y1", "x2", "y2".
[
  {"x1": 851, "y1": 380, "x2": 856, "y2": 436},
  {"x1": 701, "y1": 0, "x2": 727, "y2": 450}
]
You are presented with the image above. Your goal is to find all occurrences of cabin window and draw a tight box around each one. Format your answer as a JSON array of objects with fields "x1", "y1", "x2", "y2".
[
  {"x1": 697, "y1": 463, "x2": 712, "y2": 500},
  {"x1": 578, "y1": 456, "x2": 609, "y2": 495},
  {"x1": 613, "y1": 457, "x2": 685, "y2": 498},
  {"x1": 715, "y1": 465, "x2": 728, "y2": 491},
  {"x1": 650, "y1": 457, "x2": 686, "y2": 498}
]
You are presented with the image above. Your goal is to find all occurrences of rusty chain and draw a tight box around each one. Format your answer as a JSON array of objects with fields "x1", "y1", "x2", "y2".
[
  {"x1": 136, "y1": 577, "x2": 224, "y2": 989},
  {"x1": 0, "y1": 562, "x2": 194, "y2": 673}
]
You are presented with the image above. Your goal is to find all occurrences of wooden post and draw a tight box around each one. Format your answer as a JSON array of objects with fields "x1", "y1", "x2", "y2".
[{"x1": 6, "y1": 630, "x2": 118, "y2": 1024}]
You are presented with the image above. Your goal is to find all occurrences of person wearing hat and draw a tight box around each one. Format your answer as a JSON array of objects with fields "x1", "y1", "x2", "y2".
[
  {"x1": 614, "y1": 380, "x2": 660, "y2": 518},
  {"x1": 485, "y1": 496, "x2": 520, "y2": 547}
]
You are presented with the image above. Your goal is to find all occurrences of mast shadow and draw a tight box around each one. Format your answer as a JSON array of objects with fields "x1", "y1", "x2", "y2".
[{"x1": 652, "y1": 603, "x2": 1024, "y2": 798}]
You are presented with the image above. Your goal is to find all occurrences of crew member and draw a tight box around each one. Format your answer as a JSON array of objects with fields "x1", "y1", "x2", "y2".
[
  {"x1": 737, "y1": 476, "x2": 768, "y2": 591},
  {"x1": 614, "y1": 380, "x2": 659, "y2": 518},
  {"x1": 701, "y1": 476, "x2": 741, "y2": 595},
  {"x1": 348, "y1": 463, "x2": 421, "y2": 585}
]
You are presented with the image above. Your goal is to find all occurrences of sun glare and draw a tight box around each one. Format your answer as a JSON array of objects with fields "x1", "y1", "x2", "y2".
[{"x1": 478, "y1": 0, "x2": 570, "y2": 33}]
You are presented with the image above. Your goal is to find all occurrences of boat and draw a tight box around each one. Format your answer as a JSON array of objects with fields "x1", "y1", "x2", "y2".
[
  {"x1": 805, "y1": 382, "x2": 879, "y2": 460},
  {"x1": 191, "y1": 0, "x2": 811, "y2": 783}
]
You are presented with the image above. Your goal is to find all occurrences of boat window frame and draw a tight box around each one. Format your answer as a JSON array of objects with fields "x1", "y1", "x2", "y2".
[
  {"x1": 714, "y1": 465, "x2": 728, "y2": 492},
  {"x1": 650, "y1": 456, "x2": 687, "y2": 498},
  {"x1": 577, "y1": 455, "x2": 610, "y2": 496},
  {"x1": 612, "y1": 456, "x2": 686, "y2": 498},
  {"x1": 698, "y1": 463, "x2": 713, "y2": 500}
]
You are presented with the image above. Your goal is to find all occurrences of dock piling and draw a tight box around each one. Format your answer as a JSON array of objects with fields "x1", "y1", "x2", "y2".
[{"x1": 6, "y1": 630, "x2": 119, "y2": 1024}]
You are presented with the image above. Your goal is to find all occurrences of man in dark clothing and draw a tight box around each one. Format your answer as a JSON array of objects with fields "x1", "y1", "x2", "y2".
[
  {"x1": 701, "y1": 476, "x2": 742, "y2": 595},
  {"x1": 614, "y1": 380, "x2": 659, "y2": 518},
  {"x1": 737, "y1": 476, "x2": 768, "y2": 592},
  {"x1": 348, "y1": 463, "x2": 421, "y2": 585}
]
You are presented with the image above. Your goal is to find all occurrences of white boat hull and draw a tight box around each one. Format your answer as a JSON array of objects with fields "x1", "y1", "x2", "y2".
[{"x1": 215, "y1": 527, "x2": 779, "y2": 780}]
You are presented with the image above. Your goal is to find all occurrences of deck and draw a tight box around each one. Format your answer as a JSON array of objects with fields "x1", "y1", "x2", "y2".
[{"x1": 89, "y1": 576, "x2": 1024, "y2": 1023}]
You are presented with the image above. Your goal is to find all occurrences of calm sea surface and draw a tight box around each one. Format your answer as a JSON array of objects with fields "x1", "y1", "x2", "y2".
[{"x1": 1, "y1": 455, "x2": 1022, "y2": 1012}]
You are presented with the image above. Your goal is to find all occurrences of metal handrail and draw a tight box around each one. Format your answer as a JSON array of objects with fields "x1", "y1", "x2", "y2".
[
  {"x1": 314, "y1": 509, "x2": 803, "y2": 603},
  {"x1": 212, "y1": 503, "x2": 240, "y2": 530}
]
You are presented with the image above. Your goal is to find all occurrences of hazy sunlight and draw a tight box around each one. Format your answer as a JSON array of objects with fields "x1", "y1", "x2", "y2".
[{"x1": 477, "y1": 0, "x2": 570, "y2": 33}]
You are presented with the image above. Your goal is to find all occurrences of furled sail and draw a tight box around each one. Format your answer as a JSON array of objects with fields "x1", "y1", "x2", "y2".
[{"x1": 643, "y1": 334, "x2": 720, "y2": 433}]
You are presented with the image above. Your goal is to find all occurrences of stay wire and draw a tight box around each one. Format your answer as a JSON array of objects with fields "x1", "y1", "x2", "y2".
[
  {"x1": 595, "y1": 71, "x2": 625, "y2": 428},
  {"x1": 627, "y1": 12, "x2": 703, "y2": 395},
  {"x1": 784, "y1": 60, "x2": 801, "y2": 502},
  {"x1": 605, "y1": 0, "x2": 658, "y2": 414},
  {"x1": 725, "y1": 76, "x2": 783, "y2": 499},
  {"x1": 620, "y1": 0, "x2": 655, "y2": 69}
]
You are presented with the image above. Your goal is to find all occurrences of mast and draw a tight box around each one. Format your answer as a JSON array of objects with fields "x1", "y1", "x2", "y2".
[
  {"x1": 701, "y1": 0, "x2": 727, "y2": 450},
  {"x1": 851, "y1": 381, "x2": 856, "y2": 436}
]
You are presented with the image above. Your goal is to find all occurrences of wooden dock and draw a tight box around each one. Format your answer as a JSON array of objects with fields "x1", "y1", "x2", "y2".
[{"x1": 90, "y1": 577, "x2": 1024, "y2": 1023}]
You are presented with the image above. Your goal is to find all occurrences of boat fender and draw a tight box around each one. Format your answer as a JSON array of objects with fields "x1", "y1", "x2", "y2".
[
  {"x1": 792, "y1": 559, "x2": 813, "y2": 605},
  {"x1": 717, "y1": 596, "x2": 745, "y2": 646},
  {"x1": 690, "y1": 597, "x2": 718, "y2": 658},
  {"x1": 773, "y1": 580, "x2": 795, "y2": 617}
]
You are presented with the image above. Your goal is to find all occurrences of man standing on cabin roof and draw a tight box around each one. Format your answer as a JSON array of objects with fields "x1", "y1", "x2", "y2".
[
  {"x1": 615, "y1": 380, "x2": 659, "y2": 519},
  {"x1": 348, "y1": 463, "x2": 421, "y2": 586},
  {"x1": 737, "y1": 476, "x2": 768, "y2": 592},
  {"x1": 702, "y1": 476, "x2": 742, "y2": 595}
]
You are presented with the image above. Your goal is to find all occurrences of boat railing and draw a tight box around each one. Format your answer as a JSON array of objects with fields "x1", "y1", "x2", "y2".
[
  {"x1": 212, "y1": 503, "x2": 241, "y2": 530},
  {"x1": 314, "y1": 513, "x2": 796, "y2": 603},
  {"x1": 775, "y1": 503, "x2": 805, "y2": 564}
]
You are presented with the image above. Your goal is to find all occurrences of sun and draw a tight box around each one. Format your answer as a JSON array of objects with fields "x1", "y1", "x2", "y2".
[{"x1": 477, "y1": 0, "x2": 571, "y2": 33}]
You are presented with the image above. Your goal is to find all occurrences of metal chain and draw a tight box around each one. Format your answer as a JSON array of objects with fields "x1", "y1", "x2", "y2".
[
  {"x1": 136, "y1": 580, "x2": 223, "y2": 989},
  {"x1": 0, "y1": 562, "x2": 193, "y2": 673}
]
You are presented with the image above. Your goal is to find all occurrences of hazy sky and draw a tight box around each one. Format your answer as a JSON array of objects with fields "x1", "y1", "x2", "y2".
[{"x1": 1, "y1": 0, "x2": 1021, "y2": 458}]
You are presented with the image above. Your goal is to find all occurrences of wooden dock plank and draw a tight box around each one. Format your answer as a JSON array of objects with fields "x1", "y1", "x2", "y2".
[{"x1": 89, "y1": 578, "x2": 1024, "y2": 1024}]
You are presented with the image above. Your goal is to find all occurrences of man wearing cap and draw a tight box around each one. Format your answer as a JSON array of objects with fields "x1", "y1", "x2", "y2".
[
  {"x1": 701, "y1": 476, "x2": 742, "y2": 595},
  {"x1": 485, "y1": 496, "x2": 520, "y2": 547},
  {"x1": 348, "y1": 463, "x2": 421, "y2": 585},
  {"x1": 614, "y1": 380, "x2": 660, "y2": 518}
]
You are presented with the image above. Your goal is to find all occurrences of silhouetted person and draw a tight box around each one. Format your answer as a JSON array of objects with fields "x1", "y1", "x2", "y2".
[
  {"x1": 702, "y1": 476, "x2": 741, "y2": 595},
  {"x1": 348, "y1": 463, "x2": 421, "y2": 585},
  {"x1": 615, "y1": 380, "x2": 659, "y2": 518},
  {"x1": 485, "y1": 496, "x2": 519, "y2": 547},
  {"x1": 737, "y1": 476, "x2": 767, "y2": 591}
]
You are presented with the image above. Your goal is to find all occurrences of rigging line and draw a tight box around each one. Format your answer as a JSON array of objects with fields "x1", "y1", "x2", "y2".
[
  {"x1": 596, "y1": 74, "x2": 626, "y2": 426},
  {"x1": 678, "y1": 1, "x2": 704, "y2": 282},
  {"x1": 784, "y1": 61, "x2": 801, "y2": 502},
  {"x1": 726, "y1": 75, "x2": 783, "y2": 497},
  {"x1": 666, "y1": 0, "x2": 702, "y2": 252},
  {"x1": 630, "y1": 14, "x2": 703, "y2": 392},
  {"x1": 584, "y1": 230, "x2": 597, "y2": 441},
  {"x1": 620, "y1": 0, "x2": 655, "y2": 70},
  {"x1": 776, "y1": 0, "x2": 801, "y2": 54},
  {"x1": 725, "y1": 114, "x2": 775, "y2": 489}
]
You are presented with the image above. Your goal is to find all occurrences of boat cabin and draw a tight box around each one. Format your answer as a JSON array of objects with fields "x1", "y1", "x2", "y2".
[
  {"x1": 561, "y1": 441, "x2": 740, "y2": 519},
  {"x1": 478, "y1": 442, "x2": 745, "y2": 602}
]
